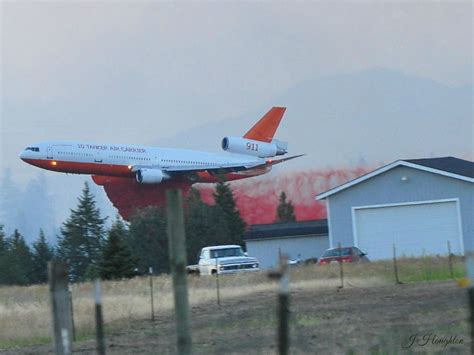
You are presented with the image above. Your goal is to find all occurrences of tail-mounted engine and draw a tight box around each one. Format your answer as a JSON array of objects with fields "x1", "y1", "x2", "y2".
[{"x1": 221, "y1": 137, "x2": 287, "y2": 158}]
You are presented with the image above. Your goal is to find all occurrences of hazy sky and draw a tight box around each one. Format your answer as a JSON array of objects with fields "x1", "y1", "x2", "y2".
[
  {"x1": 0, "y1": 1, "x2": 472, "y2": 239},
  {"x1": 2, "y1": 1, "x2": 472, "y2": 181}
]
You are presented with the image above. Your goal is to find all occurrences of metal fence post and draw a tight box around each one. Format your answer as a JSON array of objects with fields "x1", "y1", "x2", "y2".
[
  {"x1": 48, "y1": 261, "x2": 73, "y2": 355},
  {"x1": 215, "y1": 257, "x2": 221, "y2": 306},
  {"x1": 447, "y1": 240, "x2": 454, "y2": 279},
  {"x1": 69, "y1": 285, "x2": 76, "y2": 342},
  {"x1": 166, "y1": 189, "x2": 192, "y2": 355},
  {"x1": 149, "y1": 267, "x2": 155, "y2": 321},
  {"x1": 393, "y1": 244, "x2": 401, "y2": 284}
]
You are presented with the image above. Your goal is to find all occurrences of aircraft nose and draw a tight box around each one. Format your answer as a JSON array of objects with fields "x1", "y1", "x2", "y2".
[{"x1": 19, "y1": 150, "x2": 27, "y2": 161}]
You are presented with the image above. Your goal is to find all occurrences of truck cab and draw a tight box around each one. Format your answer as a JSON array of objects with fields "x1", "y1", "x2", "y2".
[{"x1": 197, "y1": 245, "x2": 259, "y2": 275}]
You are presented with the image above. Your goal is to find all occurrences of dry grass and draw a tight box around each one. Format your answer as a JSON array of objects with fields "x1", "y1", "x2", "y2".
[{"x1": 0, "y1": 256, "x2": 464, "y2": 348}]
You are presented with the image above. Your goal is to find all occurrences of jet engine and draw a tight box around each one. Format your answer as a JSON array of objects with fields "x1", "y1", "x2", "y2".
[
  {"x1": 221, "y1": 137, "x2": 287, "y2": 158},
  {"x1": 136, "y1": 168, "x2": 169, "y2": 184}
]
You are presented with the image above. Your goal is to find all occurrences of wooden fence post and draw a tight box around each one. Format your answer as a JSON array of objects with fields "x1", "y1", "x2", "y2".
[
  {"x1": 166, "y1": 189, "x2": 192, "y2": 355},
  {"x1": 465, "y1": 252, "x2": 474, "y2": 354},
  {"x1": 48, "y1": 260, "x2": 73, "y2": 355},
  {"x1": 94, "y1": 279, "x2": 106, "y2": 355},
  {"x1": 267, "y1": 254, "x2": 290, "y2": 355},
  {"x1": 278, "y1": 254, "x2": 290, "y2": 355},
  {"x1": 338, "y1": 242, "x2": 344, "y2": 289}
]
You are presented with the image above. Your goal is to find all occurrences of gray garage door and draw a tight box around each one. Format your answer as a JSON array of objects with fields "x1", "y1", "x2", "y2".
[{"x1": 353, "y1": 200, "x2": 463, "y2": 260}]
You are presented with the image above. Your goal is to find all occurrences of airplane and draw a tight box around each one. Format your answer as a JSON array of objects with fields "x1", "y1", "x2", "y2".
[{"x1": 19, "y1": 107, "x2": 302, "y2": 218}]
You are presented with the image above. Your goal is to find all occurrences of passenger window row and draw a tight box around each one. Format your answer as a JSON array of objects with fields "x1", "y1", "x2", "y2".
[
  {"x1": 109, "y1": 155, "x2": 151, "y2": 161},
  {"x1": 162, "y1": 159, "x2": 217, "y2": 166},
  {"x1": 58, "y1": 151, "x2": 93, "y2": 157}
]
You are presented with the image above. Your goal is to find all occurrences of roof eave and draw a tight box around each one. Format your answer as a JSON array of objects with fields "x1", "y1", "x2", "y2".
[
  {"x1": 315, "y1": 160, "x2": 473, "y2": 200},
  {"x1": 244, "y1": 232, "x2": 328, "y2": 242}
]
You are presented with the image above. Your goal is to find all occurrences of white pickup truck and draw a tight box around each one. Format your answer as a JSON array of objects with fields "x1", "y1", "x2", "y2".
[{"x1": 187, "y1": 245, "x2": 259, "y2": 275}]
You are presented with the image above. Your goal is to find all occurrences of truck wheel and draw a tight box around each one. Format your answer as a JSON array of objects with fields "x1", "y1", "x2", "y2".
[{"x1": 211, "y1": 269, "x2": 217, "y2": 275}]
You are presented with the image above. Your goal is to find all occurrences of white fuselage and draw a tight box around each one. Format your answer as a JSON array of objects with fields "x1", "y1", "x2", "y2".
[{"x1": 19, "y1": 140, "x2": 269, "y2": 183}]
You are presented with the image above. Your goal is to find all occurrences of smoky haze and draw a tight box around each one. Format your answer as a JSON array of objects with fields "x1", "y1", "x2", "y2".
[{"x1": 0, "y1": 2, "x2": 472, "y2": 243}]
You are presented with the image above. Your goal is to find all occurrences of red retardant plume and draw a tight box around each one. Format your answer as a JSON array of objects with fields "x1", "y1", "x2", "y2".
[
  {"x1": 93, "y1": 167, "x2": 370, "y2": 225},
  {"x1": 197, "y1": 167, "x2": 370, "y2": 225}
]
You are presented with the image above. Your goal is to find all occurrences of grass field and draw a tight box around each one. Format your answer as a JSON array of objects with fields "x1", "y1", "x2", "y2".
[{"x1": 0, "y1": 255, "x2": 467, "y2": 352}]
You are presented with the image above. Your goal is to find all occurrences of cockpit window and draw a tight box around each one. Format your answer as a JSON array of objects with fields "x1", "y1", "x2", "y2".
[{"x1": 25, "y1": 147, "x2": 40, "y2": 152}]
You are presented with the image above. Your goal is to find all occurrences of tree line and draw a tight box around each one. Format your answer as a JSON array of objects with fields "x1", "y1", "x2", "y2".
[{"x1": 0, "y1": 180, "x2": 295, "y2": 285}]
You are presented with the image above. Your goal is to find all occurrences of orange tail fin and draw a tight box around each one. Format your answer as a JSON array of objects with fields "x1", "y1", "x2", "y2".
[{"x1": 243, "y1": 107, "x2": 286, "y2": 143}]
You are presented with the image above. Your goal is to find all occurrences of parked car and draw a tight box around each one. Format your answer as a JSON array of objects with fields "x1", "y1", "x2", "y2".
[
  {"x1": 318, "y1": 247, "x2": 369, "y2": 265},
  {"x1": 288, "y1": 257, "x2": 303, "y2": 266},
  {"x1": 288, "y1": 255, "x2": 318, "y2": 266}
]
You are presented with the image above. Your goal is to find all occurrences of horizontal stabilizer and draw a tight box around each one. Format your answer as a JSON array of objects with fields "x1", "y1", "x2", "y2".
[{"x1": 264, "y1": 154, "x2": 305, "y2": 166}]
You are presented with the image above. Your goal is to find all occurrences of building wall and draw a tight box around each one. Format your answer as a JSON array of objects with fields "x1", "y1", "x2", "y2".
[
  {"x1": 245, "y1": 235, "x2": 329, "y2": 269},
  {"x1": 327, "y1": 166, "x2": 473, "y2": 252}
]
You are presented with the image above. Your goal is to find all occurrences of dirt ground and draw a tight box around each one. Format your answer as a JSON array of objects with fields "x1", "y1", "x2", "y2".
[{"x1": 4, "y1": 280, "x2": 470, "y2": 354}]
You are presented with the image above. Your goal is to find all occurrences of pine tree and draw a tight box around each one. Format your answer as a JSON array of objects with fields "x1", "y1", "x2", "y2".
[
  {"x1": 4, "y1": 229, "x2": 34, "y2": 285},
  {"x1": 57, "y1": 182, "x2": 107, "y2": 281},
  {"x1": 213, "y1": 180, "x2": 245, "y2": 245},
  {"x1": 0, "y1": 225, "x2": 7, "y2": 254},
  {"x1": 276, "y1": 191, "x2": 296, "y2": 223},
  {"x1": 186, "y1": 188, "x2": 209, "y2": 263},
  {"x1": 185, "y1": 188, "x2": 230, "y2": 263},
  {"x1": 99, "y1": 217, "x2": 137, "y2": 280},
  {"x1": 128, "y1": 206, "x2": 168, "y2": 274},
  {"x1": 31, "y1": 229, "x2": 55, "y2": 284},
  {"x1": 0, "y1": 225, "x2": 9, "y2": 285}
]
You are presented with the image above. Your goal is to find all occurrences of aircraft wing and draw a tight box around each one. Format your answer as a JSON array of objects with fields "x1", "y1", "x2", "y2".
[
  {"x1": 131, "y1": 154, "x2": 304, "y2": 175},
  {"x1": 160, "y1": 162, "x2": 261, "y2": 174}
]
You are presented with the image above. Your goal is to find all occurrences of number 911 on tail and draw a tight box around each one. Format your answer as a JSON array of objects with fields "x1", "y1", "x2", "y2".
[{"x1": 221, "y1": 136, "x2": 288, "y2": 158}]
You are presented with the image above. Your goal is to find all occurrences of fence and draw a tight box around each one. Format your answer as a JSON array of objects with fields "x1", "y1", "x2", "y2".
[
  {"x1": 43, "y1": 248, "x2": 467, "y2": 354},
  {"x1": 3, "y1": 189, "x2": 469, "y2": 354},
  {"x1": 0, "y1": 252, "x2": 463, "y2": 353}
]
